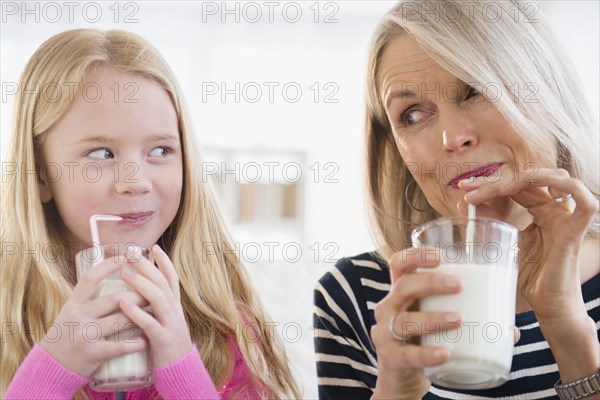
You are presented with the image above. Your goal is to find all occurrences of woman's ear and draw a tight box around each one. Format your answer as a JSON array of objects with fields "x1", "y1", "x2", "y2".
[{"x1": 36, "y1": 159, "x2": 53, "y2": 203}]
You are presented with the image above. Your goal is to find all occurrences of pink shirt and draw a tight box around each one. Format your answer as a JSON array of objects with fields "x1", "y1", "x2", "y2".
[{"x1": 5, "y1": 340, "x2": 262, "y2": 399}]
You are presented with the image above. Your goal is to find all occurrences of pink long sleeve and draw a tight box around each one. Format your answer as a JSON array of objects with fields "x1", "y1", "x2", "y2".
[
  {"x1": 154, "y1": 341, "x2": 266, "y2": 400},
  {"x1": 152, "y1": 345, "x2": 220, "y2": 399},
  {"x1": 5, "y1": 341, "x2": 263, "y2": 400},
  {"x1": 4, "y1": 344, "x2": 89, "y2": 399}
]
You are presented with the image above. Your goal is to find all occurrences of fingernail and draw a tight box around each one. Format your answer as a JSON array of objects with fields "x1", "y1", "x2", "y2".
[
  {"x1": 445, "y1": 313, "x2": 461, "y2": 322},
  {"x1": 444, "y1": 276, "x2": 460, "y2": 289},
  {"x1": 459, "y1": 178, "x2": 477, "y2": 187},
  {"x1": 434, "y1": 349, "x2": 449, "y2": 360}
]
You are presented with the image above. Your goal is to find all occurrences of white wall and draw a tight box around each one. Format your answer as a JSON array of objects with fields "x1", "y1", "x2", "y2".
[{"x1": 1, "y1": 2, "x2": 598, "y2": 398}]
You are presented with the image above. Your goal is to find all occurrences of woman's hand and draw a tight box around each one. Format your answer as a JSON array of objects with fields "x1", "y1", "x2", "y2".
[
  {"x1": 118, "y1": 244, "x2": 193, "y2": 369},
  {"x1": 458, "y1": 167, "x2": 597, "y2": 321},
  {"x1": 370, "y1": 247, "x2": 463, "y2": 400},
  {"x1": 458, "y1": 166, "x2": 599, "y2": 382},
  {"x1": 40, "y1": 258, "x2": 149, "y2": 377}
]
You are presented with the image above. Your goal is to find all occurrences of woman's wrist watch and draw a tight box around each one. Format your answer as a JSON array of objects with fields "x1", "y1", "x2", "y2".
[{"x1": 555, "y1": 370, "x2": 600, "y2": 399}]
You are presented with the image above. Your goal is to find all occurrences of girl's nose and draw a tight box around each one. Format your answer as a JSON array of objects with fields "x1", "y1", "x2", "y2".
[{"x1": 113, "y1": 162, "x2": 152, "y2": 195}]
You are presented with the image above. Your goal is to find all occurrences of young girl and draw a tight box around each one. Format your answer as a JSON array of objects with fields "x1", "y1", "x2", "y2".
[{"x1": 0, "y1": 29, "x2": 300, "y2": 399}]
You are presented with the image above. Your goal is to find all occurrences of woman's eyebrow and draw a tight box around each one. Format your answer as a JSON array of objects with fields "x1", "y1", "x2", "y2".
[
  {"x1": 385, "y1": 79, "x2": 468, "y2": 107},
  {"x1": 385, "y1": 89, "x2": 417, "y2": 108}
]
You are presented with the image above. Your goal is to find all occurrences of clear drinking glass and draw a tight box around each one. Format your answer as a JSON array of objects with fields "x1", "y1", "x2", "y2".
[
  {"x1": 75, "y1": 243, "x2": 154, "y2": 392},
  {"x1": 411, "y1": 217, "x2": 519, "y2": 389}
]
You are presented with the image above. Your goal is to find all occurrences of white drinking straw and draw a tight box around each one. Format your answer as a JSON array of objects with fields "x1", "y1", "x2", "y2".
[
  {"x1": 89, "y1": 215, "x2": 122, "y2": 266},
  {"x1": 466, "y1": 177, "x2": 476, "y2": 263}
]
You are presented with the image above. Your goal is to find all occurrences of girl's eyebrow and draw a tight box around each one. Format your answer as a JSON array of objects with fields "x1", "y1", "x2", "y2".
[
  {"x1": 148, "y1": 134, "x2": 180, "y2": 142},
  {"x1": 74, "y1": 135, "x2": 113, "y2": 145},
  {"x1": 74, "y1": 133, "x2": 179, "y2": 145}
]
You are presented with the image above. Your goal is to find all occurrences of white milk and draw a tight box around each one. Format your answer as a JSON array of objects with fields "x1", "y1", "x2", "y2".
[
  {"x1": 92, "y1": 278, "x2": 150, "y2": 388},
  {"x1": 419, "y1": 262, "x2": 517, "y2": 388}
]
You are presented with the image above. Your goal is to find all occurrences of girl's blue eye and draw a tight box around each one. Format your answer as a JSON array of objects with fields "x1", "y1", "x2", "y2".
[
  {"x1": 149, "y1": 147, "x2": 171, "y2": 157},
  {"x1": 88, "y1": 148, "x2": 114, "y2": 159}
]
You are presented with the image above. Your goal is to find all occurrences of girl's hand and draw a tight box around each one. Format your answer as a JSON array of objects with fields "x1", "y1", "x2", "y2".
[
  {"x1": 118, "y1": 244, "x2": 193, "y2": 368},
  {"x1": 458, "y1": 167, "x2": 597, "y2": 322},
  {"x1": 40, "y1": 258, "x2": 149, "y2": 377},
  {"x1": 370, "y1": 247, "x2": 463, "y2": 400}
]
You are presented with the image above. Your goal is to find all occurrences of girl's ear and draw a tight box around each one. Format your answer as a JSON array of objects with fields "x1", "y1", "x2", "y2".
[{"x1": 36, "y1": 161, "x2": 53, "y2": 203}]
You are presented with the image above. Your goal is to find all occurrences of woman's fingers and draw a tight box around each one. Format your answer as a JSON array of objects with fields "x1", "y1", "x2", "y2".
[
  {"x1": 388, "y1": 246, "x2": 442, "y2": 283},
  {"x1": 383, "y1": 273, "x2": 462, "y2": 316},
  {"x1": 389, "y1": 310, "x2": 463, "y2": 340},
  {"x1": 371, "y1": 323, "x2": 451, "y2": 368},
  {"x1": 548, "y1": 175, "x2": 599, "y2": 232},
  {"x1": 461, "y1": 167, "x2": 598, "y2": 239}
]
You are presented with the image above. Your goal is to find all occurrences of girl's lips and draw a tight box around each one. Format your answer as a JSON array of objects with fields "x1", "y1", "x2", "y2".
[
  {"x1": 448, "y1": 163, "x2": 504, "y2": 188},
  {"x1": 116, "y1": 212, "x2": 154, "y2": 226}
]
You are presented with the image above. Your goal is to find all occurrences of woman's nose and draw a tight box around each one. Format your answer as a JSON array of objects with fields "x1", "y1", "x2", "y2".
[
  {"x1": 442, "y1": 128, "x2": 478, "y2": 153},
  {"x1": 440, "y1": 108, "x2": 479, "y2": 153},
  {"x1": 113, "y1": 162, "x2": 152, "y2": 195}
]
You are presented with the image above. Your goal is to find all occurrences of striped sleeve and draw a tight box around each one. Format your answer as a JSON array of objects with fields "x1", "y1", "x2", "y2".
[{"x1": 313, "y1": 254, "x2": 389, "y2": 400}]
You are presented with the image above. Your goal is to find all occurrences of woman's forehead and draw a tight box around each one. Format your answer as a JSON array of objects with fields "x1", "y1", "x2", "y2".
[{"x1": 378, "y1": 36, "x2": 456, "y2": 104}]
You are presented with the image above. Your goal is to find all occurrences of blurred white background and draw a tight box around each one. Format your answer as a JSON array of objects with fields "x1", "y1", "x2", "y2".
[{"x1": 1, "y1": 1, "x2": 598, "y2": 398}]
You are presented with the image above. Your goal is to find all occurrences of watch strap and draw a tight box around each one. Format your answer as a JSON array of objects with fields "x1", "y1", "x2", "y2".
[{"x1": 555, "y1": 370, "x2": 600, "y2": 400}]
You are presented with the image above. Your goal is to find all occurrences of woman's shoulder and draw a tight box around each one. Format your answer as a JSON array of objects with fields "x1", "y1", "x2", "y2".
[
  {"x1": 318, "y1": 251, "x2": 387, "y2": 281},
  {"x1": 315, "y1": 251, "x2": 391, "y2": 299}
]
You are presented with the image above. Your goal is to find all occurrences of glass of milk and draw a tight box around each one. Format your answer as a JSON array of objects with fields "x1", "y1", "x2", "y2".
[
  {"x1": 75, "y1": 243, "x2": 154, "y2": 392},
  {"x1": 411, "y1": 217, "x2": 519, "y2": 389}
]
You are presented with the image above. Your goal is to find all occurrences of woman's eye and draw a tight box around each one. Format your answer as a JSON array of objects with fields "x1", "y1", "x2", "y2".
[
  {"x1": 401, "y1": 109, "x2": 428, "y2": 127},
  {"x1": 465, "y1": 85, "x2": 480, "y2": 100},
  {"x1": 87, "y1": 148, "x2": 114, "y2": 159},
  {"x1": 149, "y1": 146, "x2": 171, "y2": 157}
]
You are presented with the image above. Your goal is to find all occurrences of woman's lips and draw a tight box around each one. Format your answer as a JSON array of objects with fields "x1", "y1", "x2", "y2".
[
  {"x1": 116, "y1": 212, "x2": 154, "y2": 226},
  {"x1": 448, "y1": 163, "x2": 504, "y2": 188}
]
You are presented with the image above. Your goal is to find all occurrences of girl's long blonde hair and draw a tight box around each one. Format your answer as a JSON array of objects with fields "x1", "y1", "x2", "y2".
[
  {"x1": 0, "y1": 29, "x2": 300, "y2": 399},
  {"x1": 365, "y1": 0, "x2": 600, "y2": 261}
]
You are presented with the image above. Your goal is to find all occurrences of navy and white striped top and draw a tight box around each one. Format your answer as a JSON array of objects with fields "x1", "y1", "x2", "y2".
[{"x1": 313, "y1": 252, "x2": 600, "y2": 399}]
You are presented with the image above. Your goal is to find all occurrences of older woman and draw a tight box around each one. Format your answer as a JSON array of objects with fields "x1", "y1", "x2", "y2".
[{"x1": 313, "y1": 1, "x2": 599, "y2": 399}]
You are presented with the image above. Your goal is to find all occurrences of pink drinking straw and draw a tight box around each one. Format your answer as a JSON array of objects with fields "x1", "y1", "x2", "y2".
[{"x1": 89, "y1": 215, "x2": 122, "y2": 266}]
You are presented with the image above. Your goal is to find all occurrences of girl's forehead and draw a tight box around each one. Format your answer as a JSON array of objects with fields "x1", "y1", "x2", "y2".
[{"x1": 42, "y1": 67, "x2": 180, "y2": 144}]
